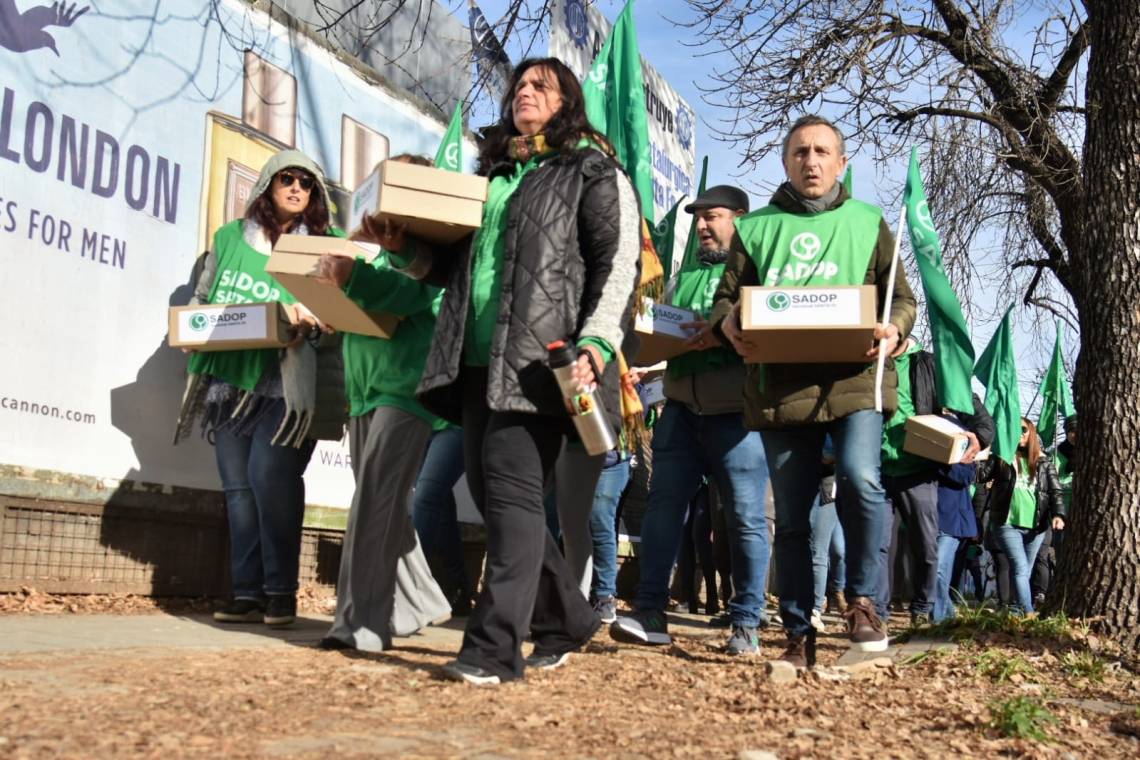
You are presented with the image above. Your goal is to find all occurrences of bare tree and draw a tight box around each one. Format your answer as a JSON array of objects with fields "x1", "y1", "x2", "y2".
[{"x1": 680, "y1": 0, "x2": 1140, "y2": 650}]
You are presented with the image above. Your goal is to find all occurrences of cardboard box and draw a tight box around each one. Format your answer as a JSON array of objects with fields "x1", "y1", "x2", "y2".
[
  {"x1": 633, "y1": 301, "x2": 698, "y2": 366},
  {"x1": 739, "y1": 285, "x2": 877, "y2": 363},
  {"x1": 904, "y1": 415, "x2": 971, "y2": 464},
  {"x1": 348, "y1": 160, "x2": 488, "y2": 244},
  {"x1": 168, "y1": 302, "x2": 292, "y2": 351},
  {"x1": 267, "y1": 234, "x2": 400, "y2": 339}
]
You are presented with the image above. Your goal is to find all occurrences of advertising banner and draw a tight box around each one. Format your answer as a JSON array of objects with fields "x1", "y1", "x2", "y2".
[{"x1": 0, "y1": 0, "x2": 477, "y2": 517}]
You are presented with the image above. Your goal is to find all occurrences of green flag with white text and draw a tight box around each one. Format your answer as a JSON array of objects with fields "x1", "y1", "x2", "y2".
[
  {"x1": 582, "y1": 0, "x2": 654, "y2": 222},
  {"x1": 905, "y1": 148, "x2": 975, "y2": 413},
  {"x1": 975, "y1": 305, "x2": 1021, "y2": 463},
  {"x1": 1037, "y1": 322, "x2": 1075, "y2": 447},
  {"x1": 434, "y1": 102, "x2": 464, "y2": 172}
]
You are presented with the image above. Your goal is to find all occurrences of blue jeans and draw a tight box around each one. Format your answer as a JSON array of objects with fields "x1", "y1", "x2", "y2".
[
  {"x1": 589, "y1": 458, "x2": 631, "y2": 600},
  {"x1": 810, "y1": 499, "x2": 840, "y2": 612},
  {"x1": 829, "y1": 512, "x2": 847, "y2": 595},
  {"x1": 214, "y1": 399, "x2": 315, "y2": 600},
  {"x1": 412, "y1": 426, "x2": 468, "y2": 599},
  {"x1": 761, "y1": 410, "x2": 887, "y2": 636},
  {"x1": 992, "y1": 523, "x2": 1046, "y2": 613},
  {"x1": 934, "y1": 533, "x2": 960, "y2": 622},
  {"x1": 635, "y1": 402, "x2": 771, "y2": 627}
]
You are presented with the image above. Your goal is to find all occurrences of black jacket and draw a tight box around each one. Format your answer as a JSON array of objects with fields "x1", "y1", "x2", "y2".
[
  {"x1": 402, "y1": 148, "x2": 641, "y2": 430},
  {"x1": 977, "y1": 455, "x2": 1066, "y2": 532},
  {"x1": 910, "y1": 350, "x2": 995, "y2": 447}
]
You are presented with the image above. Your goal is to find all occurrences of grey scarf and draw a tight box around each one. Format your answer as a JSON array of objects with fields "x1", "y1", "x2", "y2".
[{"x1": 781, "y1": 181, "x2": 841, "y2": 213}]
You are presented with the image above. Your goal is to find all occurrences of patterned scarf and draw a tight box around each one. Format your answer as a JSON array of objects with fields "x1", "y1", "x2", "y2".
[{"x1": 508, "y1": 134, "x2": 549, "y2": 163}]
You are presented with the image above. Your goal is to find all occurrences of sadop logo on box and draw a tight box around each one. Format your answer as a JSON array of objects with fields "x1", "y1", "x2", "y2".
[
  {"x1": 766, "y1": 292, "x2": 790, "y2": 312},
  {"x1": 189, "y1": 312, "x2": 209, "y2": 331}
]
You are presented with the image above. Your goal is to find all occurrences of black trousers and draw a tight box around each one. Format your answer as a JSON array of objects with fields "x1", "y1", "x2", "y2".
[
  {"x1": 882, "y1": 472, "x2": 940, "y2": 615},
  {"x1": 457, "y1": 368, "x2": 599, "y2": 681}
]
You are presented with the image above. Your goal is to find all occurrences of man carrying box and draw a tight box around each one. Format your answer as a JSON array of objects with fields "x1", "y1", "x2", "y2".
[
  {"x1": 610, "y1": 185, "x2": 773, "y2": 656},
  {"x1": 712, "y1": 115, "x2": 917, "y2": 665},
  {"x1": 878, "y1": 339, "x2": 993, "y2": 625}
]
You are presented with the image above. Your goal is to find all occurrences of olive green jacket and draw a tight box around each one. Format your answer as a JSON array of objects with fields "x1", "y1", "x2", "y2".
[{"x1": 710, "y1": 184, "x2": 917, "y2": 429}]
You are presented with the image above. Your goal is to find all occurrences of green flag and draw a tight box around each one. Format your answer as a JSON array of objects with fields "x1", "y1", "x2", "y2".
[
  {"x1": 842, "y1": 165, "x2": 853, "y2": 195},
  {"x1": 677, "y1": 155, "x2": 709, "y2": 273},
  {"x1": 905, "y1": 148, "x2": 976, "y2": 413},
  {"x1": 975, "y1": 305, "x2": 1021, "y2": 464},
  {"x1": 434, "y1": 102, "x2": 464, "y2": 172},
  {"x1": 650, "y1": 199, "x2": 682, "y2": 278},
  {"x1": 1036, "y1": 321, "x2": 1075, "y2": 447},
  {"x1": 582, "y1": 0, "x2": 654, "y2": 222}
]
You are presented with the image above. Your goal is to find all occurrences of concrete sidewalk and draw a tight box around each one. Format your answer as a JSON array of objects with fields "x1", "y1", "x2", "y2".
[{"x1": 0, "y1": 612, "x2": 467, "y2": 656}]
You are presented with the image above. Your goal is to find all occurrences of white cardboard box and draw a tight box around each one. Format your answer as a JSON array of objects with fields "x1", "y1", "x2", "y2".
[
  {"x1": 904, "y1": 414, "x2": 971, "y2": 464},
  {"x1": 634, "y1": 301, "x2": 697, "y2": 366},
  {"x1": 267, "y1": 234, "x2": 400, "y2": 339},
  {"x1": 168, "y1": 302, "x2": 291, "y2": 351},
  {"x1": 348, "y1": 160, "x2": 487, "y2": 244},
  {"x1": 739, "y1": 284, "x2": 877, "y2": 363}
]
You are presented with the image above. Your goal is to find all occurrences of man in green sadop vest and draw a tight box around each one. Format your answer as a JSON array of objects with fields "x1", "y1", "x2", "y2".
[
  {"x1": 610, "y1": 185, "x2": 772, "y2": 657},
  {"x1": 711, "y1": 115, "x2": 917, "y2": 667}
]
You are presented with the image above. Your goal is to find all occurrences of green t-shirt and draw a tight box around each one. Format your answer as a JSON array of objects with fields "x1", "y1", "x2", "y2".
[
  {"x1": 880, "y1": 341, "x2": 928, "y2": 477},
  {"x1": 464, "y1": 154, "x2": 547, "y2": 366},
  {"x1": 1007, "y1": 458, "x2": 1037, "y2": 529},
  {"x1": 342, "y1": 253, "x2": 443, "y2": 423},
  {"x1": 665, "y1": 259, "x2": 741, "y2": 380}
]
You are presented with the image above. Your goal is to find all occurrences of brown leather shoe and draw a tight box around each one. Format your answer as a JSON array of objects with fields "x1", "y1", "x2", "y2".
[
  {"x1": 777, "y1": 629, "x2": 817, "y2": 669},
  {"x1": 826, "y1": 590, "x2": 847, "y2": 615},
  {"x1": 844, "y1": 596, "x2": 888, "y2": 652}
]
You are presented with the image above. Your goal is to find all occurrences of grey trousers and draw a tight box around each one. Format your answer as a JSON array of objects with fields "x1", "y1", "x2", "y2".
[{"x1": 325, "y1": 405, "x2": 450, "y2": 651}]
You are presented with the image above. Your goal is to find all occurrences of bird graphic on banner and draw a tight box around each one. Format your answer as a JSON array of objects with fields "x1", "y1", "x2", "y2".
[{"x1": 0, "y1": 1, "x2": 89, "y2": 55}]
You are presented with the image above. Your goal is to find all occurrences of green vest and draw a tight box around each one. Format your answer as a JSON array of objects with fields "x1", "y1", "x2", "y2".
[
  {"x1": 666, "y1": 260, "x2": 741, "y2": 380},
  {"x1": 187, "y1": 220, "x2": 308, "y2": 391},
  {"x1": 736, "y1": 199, "x2": 881, "y2": 287}
]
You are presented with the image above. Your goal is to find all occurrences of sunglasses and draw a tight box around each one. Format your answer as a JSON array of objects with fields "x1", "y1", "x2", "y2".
[
  {"x1": 1021, "y1": 426, "x2": 1029, "y2": 434},
  {"x1": 276, "y1": 171, "x2": 315, "y2": 191}
]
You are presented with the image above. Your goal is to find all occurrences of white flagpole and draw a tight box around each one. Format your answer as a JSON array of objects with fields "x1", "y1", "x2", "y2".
[{"x1": 874, "y1": 205, "x2": 907, "y2": 413}]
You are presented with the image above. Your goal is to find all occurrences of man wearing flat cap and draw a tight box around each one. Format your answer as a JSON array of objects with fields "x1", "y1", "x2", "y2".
[{"x1": 611, "y1": 185, "x2": 772, "y2": 657}]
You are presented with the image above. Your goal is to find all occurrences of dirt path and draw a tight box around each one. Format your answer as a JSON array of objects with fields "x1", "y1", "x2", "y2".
[{"x1": 1, "y1": 604, "x2": 1137, "y2": 758}]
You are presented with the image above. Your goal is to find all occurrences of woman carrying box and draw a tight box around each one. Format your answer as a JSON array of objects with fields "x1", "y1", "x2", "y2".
[
  {"x1": 174, "y1": 149, "x2": 347, "y2": 626},
  {"x1": 358, "y1": 58, "x2": 642, "y2": 684}
]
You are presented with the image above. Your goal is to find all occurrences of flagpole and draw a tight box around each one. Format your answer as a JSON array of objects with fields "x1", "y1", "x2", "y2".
[{"x1": 874, "y1": 205, "x2": 907, "y2": 413}]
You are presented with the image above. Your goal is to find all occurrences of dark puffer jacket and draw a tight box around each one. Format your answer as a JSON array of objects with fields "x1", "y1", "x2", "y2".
[
  {"x1": 977, "y1": 455, "x2": 1066, "y2": 533},
  {"x1": 400, "y1": 148, "x2": 642, "y2": 431}
]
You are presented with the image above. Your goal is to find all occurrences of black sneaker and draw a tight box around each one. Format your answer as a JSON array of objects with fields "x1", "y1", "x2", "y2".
[
  {"x1": 264, "y1": 595, "x2": 296, "y2": 627},
  {"x1": 525, "y1": 651, "x2": 571, "y2": 671},
  {"x1": 441, "y1": 660, "x2": 501, "y2": 686},
  {"x1": 318, "y1": 636, "x2": 354, "y2": 651},
  {"x1": 609, "y1": 609, "x2": 671, "y2": 645},
  {"x1": 214, "y1": 598, "x2": 264, "y2": 623}
]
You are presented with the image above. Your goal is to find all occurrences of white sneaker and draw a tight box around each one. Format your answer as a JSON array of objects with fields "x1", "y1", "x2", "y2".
[{"x1": 810, "y1": 609, "x2": 826, "y2": 632}]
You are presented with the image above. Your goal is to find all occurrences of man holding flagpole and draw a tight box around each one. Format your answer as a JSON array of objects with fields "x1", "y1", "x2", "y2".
[{"x1": 711, "y1": 115, "x2": 916, "y2": 665}]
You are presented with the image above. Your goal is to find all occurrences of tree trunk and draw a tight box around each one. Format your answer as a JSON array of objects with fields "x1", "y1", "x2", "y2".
[{"x1": 1054, "y1": 0, "x2": 1140, "y2": 652}]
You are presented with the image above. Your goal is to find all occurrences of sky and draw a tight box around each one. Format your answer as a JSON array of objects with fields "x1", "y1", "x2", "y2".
[{"x1": 455, "y1": 0, "x2": 1079, "y2": 432}]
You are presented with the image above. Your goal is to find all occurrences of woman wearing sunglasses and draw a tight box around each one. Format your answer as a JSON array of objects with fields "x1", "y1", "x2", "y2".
[
  {"x1": 175, "y1": 149, "x2": 347, "y2": 626},
  {"x1": 976, "y1": 417, "x2": 1066, "y2": 613}
]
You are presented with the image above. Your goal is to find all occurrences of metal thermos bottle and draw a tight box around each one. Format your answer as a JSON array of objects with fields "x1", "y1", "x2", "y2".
[{"x1": 547, "y1": 340, "x2": 617, "y2": 456}]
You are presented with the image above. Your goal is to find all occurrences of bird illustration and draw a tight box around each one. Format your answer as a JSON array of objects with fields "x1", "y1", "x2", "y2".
[{"x1": 0, "y1": 1, "x2": 89, "y2": 56}]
